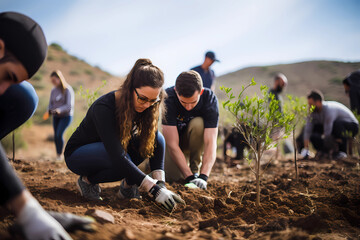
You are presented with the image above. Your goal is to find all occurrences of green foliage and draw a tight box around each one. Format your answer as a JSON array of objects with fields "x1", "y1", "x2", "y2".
[
  {"x1": 47, "y1": 54, "x2": 55, "y2": 61},
  {"x1": 70, "y1": 69, "x2": 81, "y2": 76},
  {"x1": 221, "y1": 78, "x2": 295, "y2": 206},
  {"x1": 50, "y1": 42, "x2": 64, "y2": 52},
  {"x1": 283, "y1": 95, "x2": 310, "y2": 130},
  {"x1": 329, "y1": 77, "x2": 343, "y2": 85},
  {"x1": 61, "y1": 56, "x2": 69, "y2": 64},
  {"x1": 31, "y1": 71, "x2": 43, "y2": 81},
  {"x1": 84, "y1": 69, "x2": 94, "y2": 76},
  {"x1": 78, "y1": 80, "x2": 107, "y2": 108},
  {"x1": 32, "y1": 96, "x2": 51, "y2": 124},
  {"x1": 0, "y1": 130, "x2": 26, "y2": 154}
]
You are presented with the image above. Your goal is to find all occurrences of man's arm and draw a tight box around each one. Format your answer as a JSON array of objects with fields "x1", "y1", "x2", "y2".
[
  {"x1": 162, "y1": 125, "x2": 193, "y2": 178},
  {"x1": 200, "y1": 127, "x2": 218, "y2": 176}
]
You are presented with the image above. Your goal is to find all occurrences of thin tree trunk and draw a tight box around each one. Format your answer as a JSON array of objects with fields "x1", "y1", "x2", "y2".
[
  {"x1": 293, "y1": 128, "x2": 298, "y2": 181},
  {"x1": 255, "y1": 149, "x2": 261, "y2": 207}
]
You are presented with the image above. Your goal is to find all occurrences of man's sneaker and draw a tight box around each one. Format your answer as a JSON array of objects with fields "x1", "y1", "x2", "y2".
[
  {"x1": 76, "y1": 176, "x2": 102, "y2": 201},
  {"x1": 333, "y1": 151, "x2": 347, "y2": 160},
  {"x1": 117, "y1": 180, "x2": 141, "y2": 199}
]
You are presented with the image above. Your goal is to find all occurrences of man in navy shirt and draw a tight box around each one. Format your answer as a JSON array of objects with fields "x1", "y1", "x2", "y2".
[
  {"x1": 162, "y1": 70, "x2": 219, "y2": 189},
  {"x1": 191, "y1": 51, "x2": 219, "y2": 91}
]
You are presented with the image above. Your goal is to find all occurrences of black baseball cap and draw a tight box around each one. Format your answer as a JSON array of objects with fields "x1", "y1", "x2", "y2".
[
  {"x1": 0, "y1": 11, "x2": 47, "y2": 78},
  {"x1": 205, "y1": 51, "x2": 219, "y2": 62}
]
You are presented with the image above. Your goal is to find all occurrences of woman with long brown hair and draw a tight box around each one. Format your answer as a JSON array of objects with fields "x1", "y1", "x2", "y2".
[
  {"x1": 64, "y1": 59, "x2": 184, "y2": 211},
  {"x1": 47, "y1": 70, "x2": 74, "y2": 160}
]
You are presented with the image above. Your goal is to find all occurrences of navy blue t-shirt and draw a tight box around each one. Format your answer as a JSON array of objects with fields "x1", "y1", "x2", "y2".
[
  {"x1": 191, "y1": 65, "x2": 215, "y2": 89},
  {"x1": 162, "y1": 87, "x2": 219, "y2": 135}
]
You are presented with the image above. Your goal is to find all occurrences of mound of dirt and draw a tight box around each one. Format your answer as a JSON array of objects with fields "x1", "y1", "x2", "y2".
[{"x1": 0, "y1": 155, "x2": 359, "y2": 239}]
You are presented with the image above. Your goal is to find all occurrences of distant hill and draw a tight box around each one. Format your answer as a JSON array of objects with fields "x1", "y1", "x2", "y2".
[
  {"x1": 29, "y1": 43, "x2": 124, "y2": 124},
  {"x1": 215, "y1": 60, "x2": 360, "y2": 107}
]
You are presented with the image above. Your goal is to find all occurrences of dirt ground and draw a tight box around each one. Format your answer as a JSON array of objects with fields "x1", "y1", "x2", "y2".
[{"x1": 1, "y1": 148, "x2": 360, "y2": 240}]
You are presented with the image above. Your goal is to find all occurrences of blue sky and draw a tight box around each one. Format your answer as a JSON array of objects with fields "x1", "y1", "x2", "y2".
[{"x1": 2, "y1": 0, "x2": 360, "y2": 87}]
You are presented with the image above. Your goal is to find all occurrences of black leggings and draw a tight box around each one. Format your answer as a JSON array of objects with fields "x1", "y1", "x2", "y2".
[
  {"x1": 296, "y1": 120, "x2": 359, "y2": 153},
  {"x1": 65, "y1": 132, "x2": 165, "y2": 186}
]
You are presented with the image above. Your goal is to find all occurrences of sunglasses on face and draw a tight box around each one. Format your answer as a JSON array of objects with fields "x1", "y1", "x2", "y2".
[{"x1": 134, "y1": 88, "x2": 160, "y2": 106}]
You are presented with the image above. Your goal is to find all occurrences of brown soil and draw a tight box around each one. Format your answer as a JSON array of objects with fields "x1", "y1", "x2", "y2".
[{"x1": 0, "y1": 152, "x2": 359, "y2": 239}]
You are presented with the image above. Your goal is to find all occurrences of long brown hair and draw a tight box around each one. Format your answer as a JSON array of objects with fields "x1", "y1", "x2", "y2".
[
  {"x1": 117, "y1": 58, "x2": 165, "y2": 158},
  {"x1": 51, "y1": 70, "x2": 68, "y2": 94}
]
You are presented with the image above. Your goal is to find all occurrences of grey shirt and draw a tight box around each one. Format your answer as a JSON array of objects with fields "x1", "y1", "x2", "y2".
[
  {"x1": 48, "y1": 86, "x2": 74, "y2": 117},
  {"x1": 304, "y1": 101, "x2": 358, "y2": 140}
]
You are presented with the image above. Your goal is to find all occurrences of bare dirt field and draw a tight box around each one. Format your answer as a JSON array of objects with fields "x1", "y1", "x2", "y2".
[{"x1": 0, "y1": 145, "x2": 359, "y2": 240}]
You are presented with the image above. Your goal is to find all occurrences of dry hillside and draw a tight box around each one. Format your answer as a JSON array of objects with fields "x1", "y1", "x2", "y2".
[
  {"x1": 31, "y1": 43, "x2": 124, "y2": 125},
  {"x1": 215, "y1": 61, "x2": 360, "y2": 107}
]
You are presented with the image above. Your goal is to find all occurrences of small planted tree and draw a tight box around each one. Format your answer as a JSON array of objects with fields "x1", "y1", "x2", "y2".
[
  {"x1": 78, "y1": 80, "x2": 107, "y2": 108},
  {"x1": 220, "y1": 79, "x2": 294, "y2": 207},
  {"x1": 283, "y1": 95, "x2": 309, "y2": 181}
]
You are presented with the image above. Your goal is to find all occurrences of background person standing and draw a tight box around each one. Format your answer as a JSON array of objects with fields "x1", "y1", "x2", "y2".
[
  {"x1": 191, "y1": 51, "x2": 219, "y2": 91},
  {"x1": 47, "y1": 70, "x2": 74, "y2": 160}
]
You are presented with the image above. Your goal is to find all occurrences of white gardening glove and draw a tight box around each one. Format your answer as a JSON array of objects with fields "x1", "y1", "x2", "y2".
[
  {"x1": 139, "y1": 175, "x2": 185, "y2": 211},
  {"x1": 18, "y1": 197, "x2": 72, "y2": 240},
  {"x1": 189, "y1": 174, "x2": 208, "y2": 190},
  {"x1": 149, "y1": 184, "x2": 185, "y2": 211},
  {"x1": 300, "y1": 148, "x2": 310, "y2": 159}
]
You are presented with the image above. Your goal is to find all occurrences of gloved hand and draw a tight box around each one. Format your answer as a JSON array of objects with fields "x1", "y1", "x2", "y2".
[
  {"x1": 47, "y1": 211, "x2": 95, "y2": 232},
  {"x1": 300, "y1": 148, "x2": 310, "y2": 159},
  {"x1": 17, "y1": 197, "x2": 72, "y2": 240},
  {"x1": 149, "y1": 183, "x2": 185, "y2": 211},
  {"x1": 190, "y1": 174, "x2": 208, "y2": 190}
]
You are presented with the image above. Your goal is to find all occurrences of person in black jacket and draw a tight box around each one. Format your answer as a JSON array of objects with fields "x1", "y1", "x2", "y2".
[
  {"x1": 65, "y1": 59, "x2": 184, "y2": 211},
  {"x1": 0, "y1": 12, "x2": 72, "y2": 240},
  {"x1": 343, "y1": 70, "x2": 360, "y2": 115}
]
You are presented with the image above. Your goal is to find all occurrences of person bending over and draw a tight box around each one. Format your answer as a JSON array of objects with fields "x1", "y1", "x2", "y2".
[
  {"x1": 299, "y1": 90, "x2": 358, "y2": 160},
  {"x1": 162, "y1": 70, "x2": 219, "y2": 189},
  {"x1": 64, "y1": 59, "x2": 184, "y2": 211},
  {"x1": 0, "y1": 11, "x2": 72, "y2": 240}
]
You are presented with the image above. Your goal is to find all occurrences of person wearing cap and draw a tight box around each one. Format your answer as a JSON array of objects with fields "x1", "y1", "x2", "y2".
[
  {"x1": 298, "y1": 90, "x2": 358, "y2": 160},
  {"x1": 191, "y1": 51, "x2": 219, "y2": 91},
  {"x1": 0, "y1": 12, "x2": 72, "y2": 240},
  {"x1": 162, "y1": 70, "x2": 219, "y2": 189},
  {"x1": 268, "y1": 73, "x2": 288, "y2": 113},
  {"x1": 343, "y1": 70, "x2": 360, "y2": 115}
]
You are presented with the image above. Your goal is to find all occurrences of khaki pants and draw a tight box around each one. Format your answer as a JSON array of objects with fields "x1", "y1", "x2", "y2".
[{"x1": 165, "y1": 117, "x2": 204, "y2": 182}]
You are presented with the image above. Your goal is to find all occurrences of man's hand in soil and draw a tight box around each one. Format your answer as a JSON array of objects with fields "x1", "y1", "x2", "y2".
[
  {"x1": 185, "y1": 174, "x2": 208, "y2": 190},
  {"x1": 149, "y1": 182, "x2": 185, "y2": 211},
  {"x1": 17, "y1": 197, "x2": 72, "y2": 240},
  {"x1": 47, "y1": 211, "x2": 95, "y2": 232}
]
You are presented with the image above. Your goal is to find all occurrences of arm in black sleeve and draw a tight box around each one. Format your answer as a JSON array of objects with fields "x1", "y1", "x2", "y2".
[
  {"x1": 349, "y1": 89, "x2": 360, "y2": 115},
  {"x1": 91, "y1": 103, "x2": 146, "y2": 186}
]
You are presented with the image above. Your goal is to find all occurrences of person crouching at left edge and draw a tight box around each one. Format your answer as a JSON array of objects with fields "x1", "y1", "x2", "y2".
[{"x1": 64, "y1": 58, "x2": 185, "y2": 212}]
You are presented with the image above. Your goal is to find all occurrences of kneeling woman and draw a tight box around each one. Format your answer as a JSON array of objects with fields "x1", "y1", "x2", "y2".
[{"x1": 64, "y1": 59, "x2": 184, "y2": 211}]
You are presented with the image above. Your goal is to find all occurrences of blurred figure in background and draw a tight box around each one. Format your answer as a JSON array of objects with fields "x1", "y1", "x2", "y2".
[
  {"x1": 299, "y1": 90, "x2": 358, "y2": 160},
  {"x1": 269, "y1": 73, "x2": 288, "y2": 113},
  {"x1": 343, "y1": 70, "x2": 360, "y2": 115},
  {"x1": 47, "y1": 70, "x2": 74, "y2": 161},
  {"x1": 191, "y1": 51, "x2": 219, "y2": 91}
]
